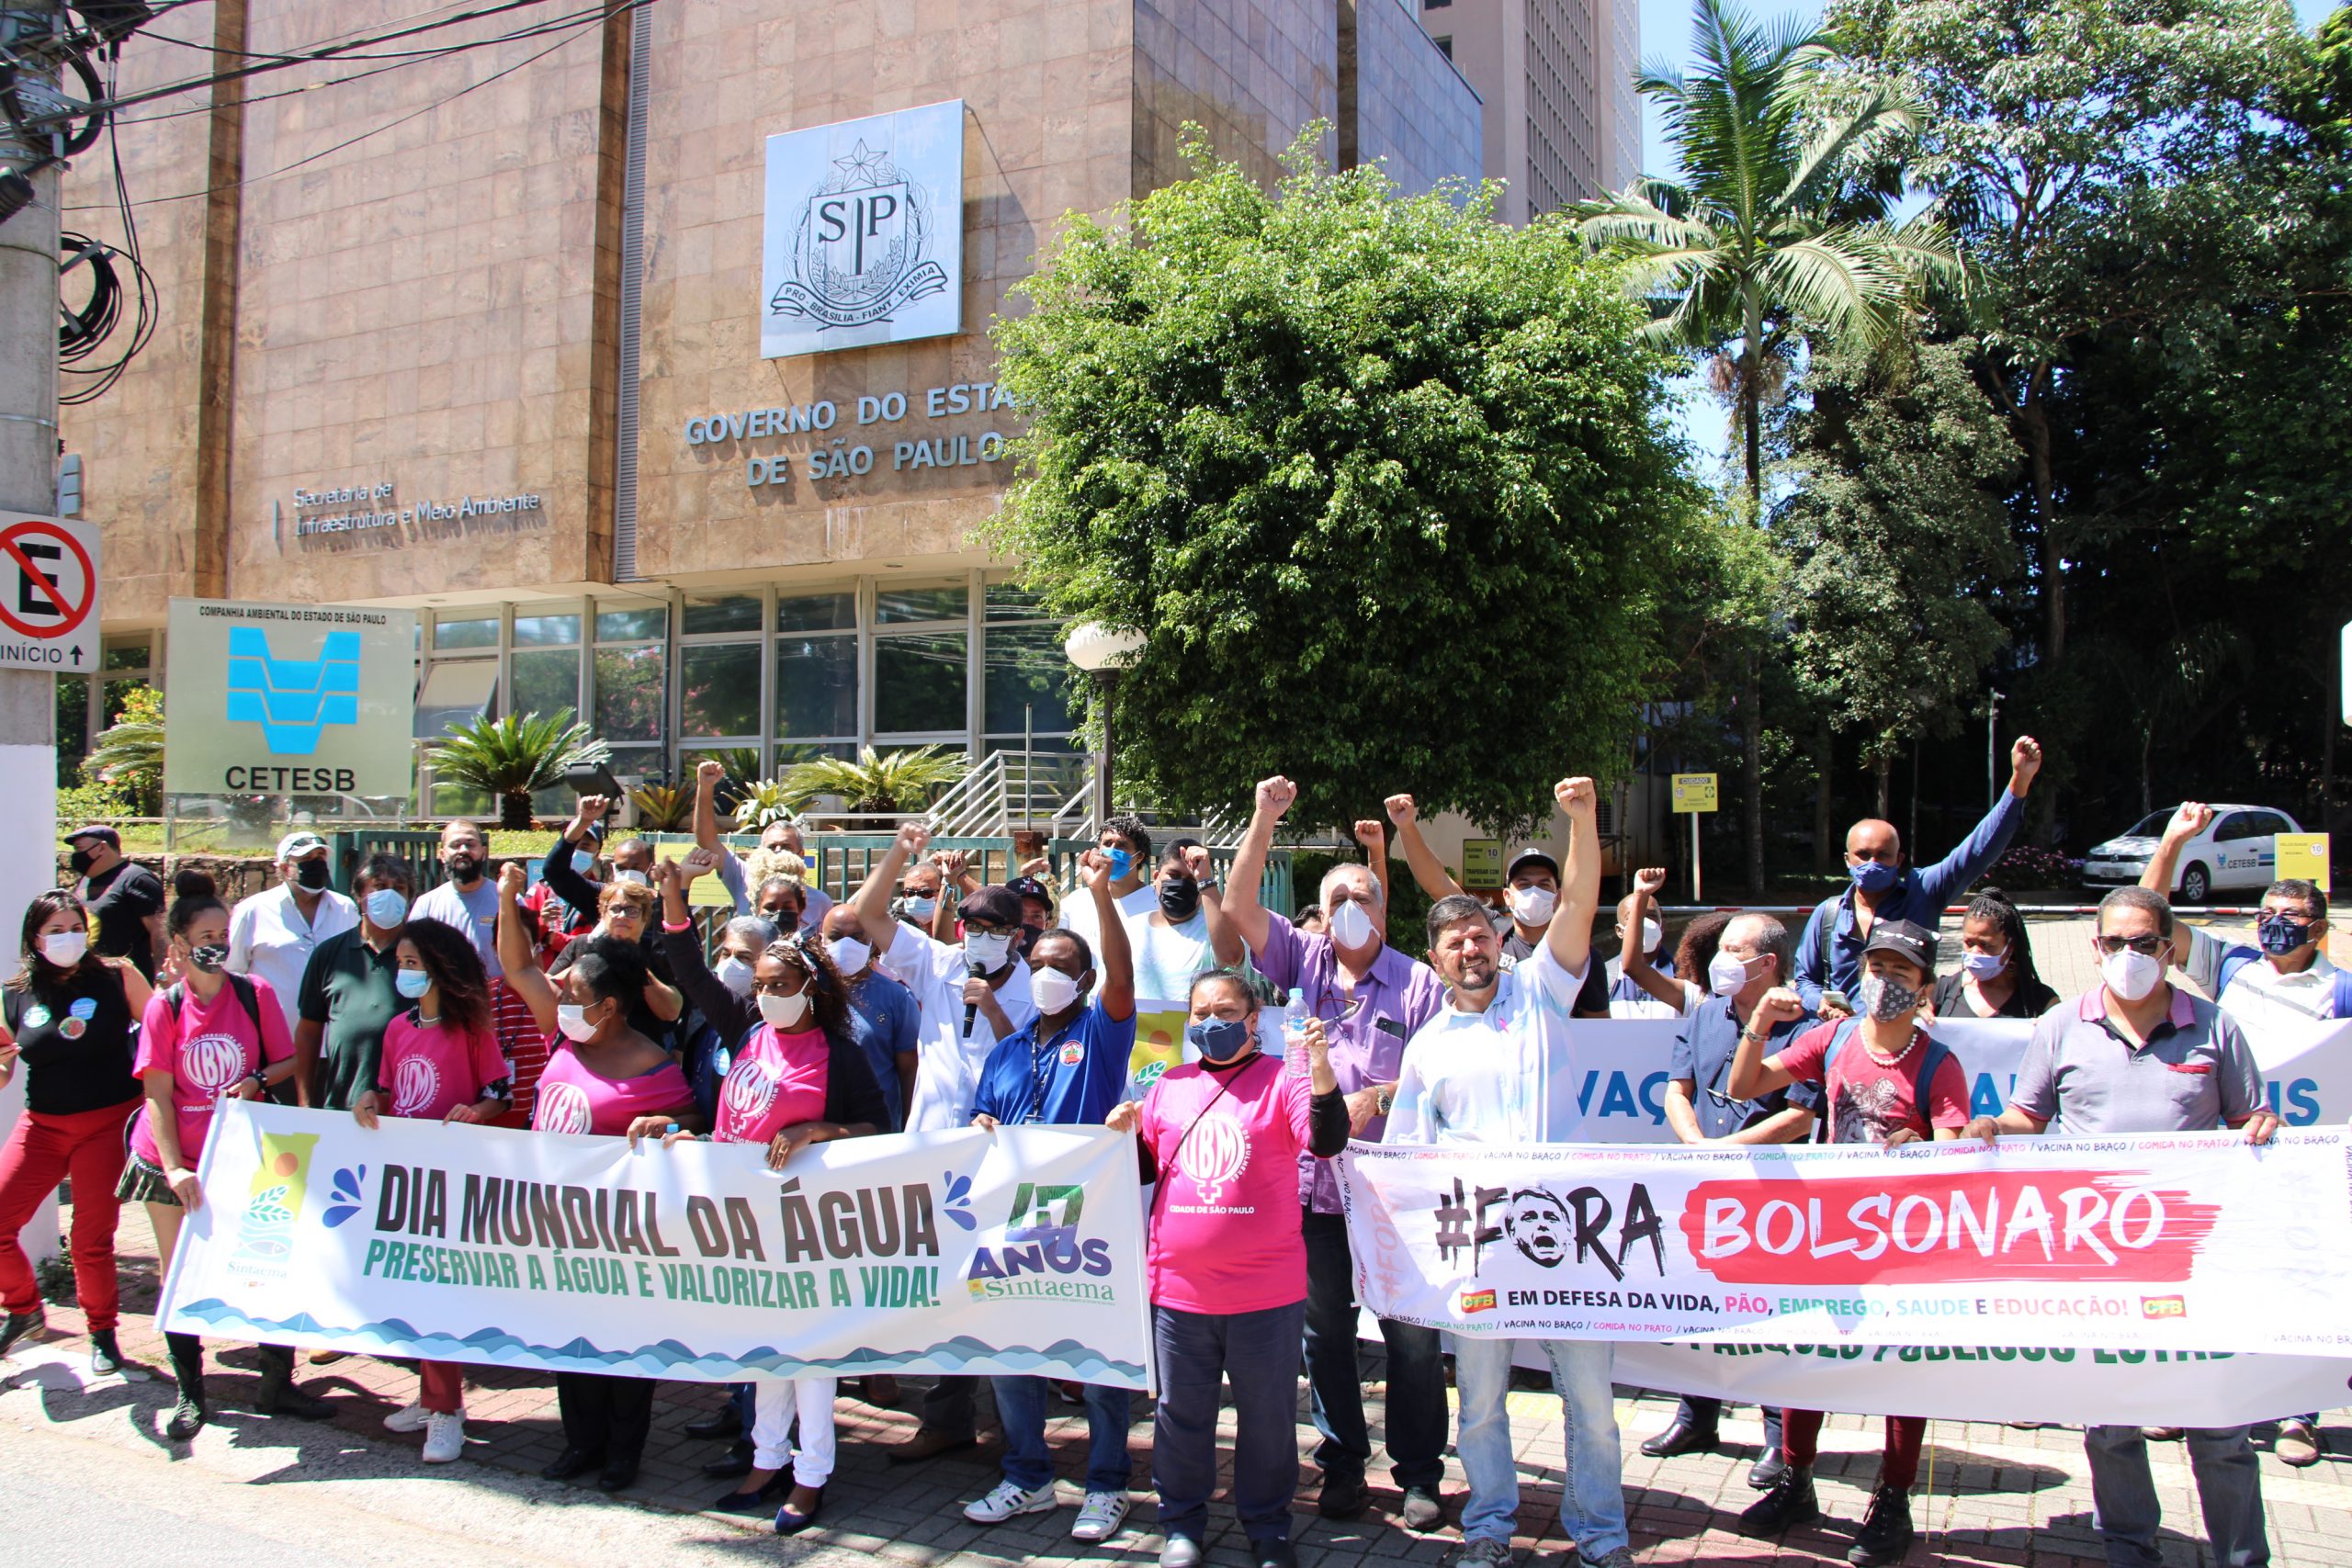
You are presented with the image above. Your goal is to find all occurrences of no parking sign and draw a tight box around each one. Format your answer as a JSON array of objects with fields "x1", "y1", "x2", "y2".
[{"x1": 0, "y1": 513, "x2": 101, "y2": 671}]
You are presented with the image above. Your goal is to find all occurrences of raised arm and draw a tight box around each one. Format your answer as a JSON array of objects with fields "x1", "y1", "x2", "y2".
[
  {"x1": 1184, "y1": 844, "x2": 1244, "y2": 967},
  {"x1": 1222, "y1": 775, "x2": 1296, "y2": 954},
  {"x1": 1383, "y1": 795, "x2": 1465, "y2": 900},
  {"x1": 2142, "y1": 800, "x2": 2211, "y2": 902},
  {"x1": 1078, "y1": 850, "x2": 1134, "y2": 1022},
  {"x1": 692, "y1": 759, "x2": 727, "y2": 853},
  {"x1": 1620, "y1": 866, "x2": 1688, "y2": 1010},
  {"x1": 1352, "y1": 819, "x2": 1392, "y2": 904},
  {"x1": 851, "y1": 820, "x2": 929, "y2": 936},
  {"x1": 542, "y1": 794, "x2": 607, "y2": 913},
  {"x1": 1917, "y1": 737, "x2": 2040, "y2": 903},
  {"x1": 655, "y1": 858, "x2": 758, "y2": 1040},
  {"x1": 1545, "y1": 776, "x2": 1602, "y2": 977},
  {"x1": 495, "y1": 863, "x2": 559, "y2": 1034}
]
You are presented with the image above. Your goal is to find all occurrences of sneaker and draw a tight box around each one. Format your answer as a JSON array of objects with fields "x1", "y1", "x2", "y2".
[
  {"x1": 384, "y1": 1401, "x2": 434, "y2": 1434},
  {"x1": 1445, "y1": 1540, "x2": 1515, "y2": 1568},
  {"x1": 1737, "y1": 1464, "x2": 1819, "y2": 1537},
  {"x1": 421, "y1": 1411, "x2": 466, "y2": 1463},
  {"x1": 2277, "y1": 1419, "x2": 2324, "y2": 1468},
  {"x1": 1581, "y1": 1550, "x2": 1636, "y2": 1568},
  {"x1": 1070, "y1": 1491, "x2": 1129, "y2": 1542},
  {"x1": 1847, "y1": 1483, "x2": 1914, "y2": 1567},
  {"x1": 964, "y1": 1478, "x2": 1058, "y2": 1524}
]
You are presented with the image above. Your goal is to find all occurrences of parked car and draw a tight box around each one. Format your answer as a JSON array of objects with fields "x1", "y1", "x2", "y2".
[{"x1": 2081, "y1": 804, "x2": 2304, "y2": 904}]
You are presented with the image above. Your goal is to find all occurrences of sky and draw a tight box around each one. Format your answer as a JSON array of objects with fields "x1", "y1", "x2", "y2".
[{"x1": 1632, "y1": 0, "x2": 2343, "y2": 473}]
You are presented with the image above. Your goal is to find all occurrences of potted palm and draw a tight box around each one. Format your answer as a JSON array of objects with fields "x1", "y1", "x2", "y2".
[
  {"x1": 424, "y1": 708, "x2": 610, "y2": 830},
  {"x1": 777, "y1": 746, "x2": 966, "y2": 825}
]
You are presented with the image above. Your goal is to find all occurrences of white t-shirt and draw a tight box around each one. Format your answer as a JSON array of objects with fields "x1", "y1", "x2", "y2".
[
  {"x1": 883, "y1": 919, "x2": 1038, "y2": 1133},
  {"x1": 1385, "y1": 942, "x2": 1589, "y2": 1145},
  {"x1": 1128, "y1": 908, "x2": 1220, "y2": 1004},
  {"x1": 1060, "y1": 882, "x2": 1156, "y2": 953},
  {"x1": 1605, "y1": 954, "x2": 1702, "y2": 1019},
  {"x1": 227, "y1": 884, "x2": 358, "y2": 1034}
]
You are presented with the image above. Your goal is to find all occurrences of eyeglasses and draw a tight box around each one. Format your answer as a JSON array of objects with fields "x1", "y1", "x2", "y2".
[{"x1": 2095, "y1": 934, "x2": 2166, "y2": 957}]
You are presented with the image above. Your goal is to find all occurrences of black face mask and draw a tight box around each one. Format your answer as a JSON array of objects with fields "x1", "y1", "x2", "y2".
[
  {"x1": 295, "y1": 859, "x2": 332, "y2": 891},
  {"x1": 446, "y1": 852, "x2": 483, "y2": 885},
  {"x1": 1158, "y1": 876, "x2": 1202, "y2": 922},
  {"x1": 68, "y1": 846, "x2": 96, "y2": 874}
]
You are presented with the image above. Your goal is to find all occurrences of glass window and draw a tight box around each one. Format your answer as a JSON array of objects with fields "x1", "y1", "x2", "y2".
[
  {"x1": 983, "y1": 622, "x2": 1076, "y2": 734},
  {"x1": 875, "y1": 584, "x2": 967, "y2": 624},
  {"x1": 433, "y1": 616, "x2": 498, "y2": 650},
  {"x1": 777, "y1": 592, "x2": 855, "y2": 633},
  {"x1": 102, "y1": 675, "x2": 144, "y2": 726},
  {"x1": 875, "y1": 630, "x2": 967, "y2": 734},
  {"x1": 984, "y1": 582, "x2": 1047, "y2": 621},
  {"x1": 774, "y1": 741, "x2": 855, "y2": 766},
  {"x1": 2211, "y1": 814, "x2": 2250, "y2": 842},
  {"x1": 511, "y1": 647, "x2": 582, "y2": 720},
  {"x1": 415, "y1": 660, "x2": 500, "y2": 739},
  {"x1": 102, "y1": 640, "x2": 148, "y2": 671},
  {"x1": 682, "y1": 642, "x2": 763, "y2": 738},
  {"x1": 513, "y1": 613, "x2": 581, "y2": 647},
  {"x1": 594, "y1": 644, "x2": 666, "y2": 741},
  {"x1": 683, "y1": 593, "x2": 763, "y2": 636},
  {"x1": 596, "y1": 605, "x2": 669, "y2": 642},
  {"x1": 603, "y1": 744, "x2": 666, "y2": 784},
  {"x1": 775, "y1": 636, "x2": 857, "y2": 739}
]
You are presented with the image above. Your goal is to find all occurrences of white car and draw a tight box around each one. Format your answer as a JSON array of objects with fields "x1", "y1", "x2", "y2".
[{"x1": 2081, "y1": 804, "x2": 2304, "y2": 904}]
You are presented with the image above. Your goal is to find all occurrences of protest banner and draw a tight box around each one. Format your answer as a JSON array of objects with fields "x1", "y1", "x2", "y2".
[
  {"x1": 160, "y1": 1103, "x2": 1154, "y2": 1388},
  {"x1": 1339, "y1": 1130, "x2": 2352, "y2": 1357}
]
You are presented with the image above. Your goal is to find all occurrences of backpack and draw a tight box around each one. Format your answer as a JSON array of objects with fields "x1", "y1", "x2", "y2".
[
  {"x1": 1815, "y1": 1018, "x2": 1956, "y2": 1144},
  {"x1": 165, "y1": 974, "x2": 291, "y2": 1104},
  {"x1": 2213, "y1": 947, "x2": 2352, "y2": 1020}
]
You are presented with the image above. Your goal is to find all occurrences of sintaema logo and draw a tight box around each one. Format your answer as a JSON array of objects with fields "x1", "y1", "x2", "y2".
[
  {"x1": 225, "y1": 627, "x2": 360, "y2": 755},
  {"x1": 770, "y1": 140, "x2": 950, "y2": 333}
]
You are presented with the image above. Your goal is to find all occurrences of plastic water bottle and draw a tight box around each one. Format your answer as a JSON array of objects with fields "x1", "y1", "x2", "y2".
[{"x1": 1283, "y1": 987, "x2": 1311, "y2": 1077}]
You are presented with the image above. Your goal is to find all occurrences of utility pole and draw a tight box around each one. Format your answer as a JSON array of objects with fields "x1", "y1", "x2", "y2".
[{"x1": 0, "y1": 0, "x2": 64, "y2": 1279}]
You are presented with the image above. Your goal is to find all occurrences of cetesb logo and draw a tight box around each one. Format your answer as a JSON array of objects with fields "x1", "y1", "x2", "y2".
[
  {"x1": 224, "y1": 627, "x2": 359, "y2": 755},
  {"x1": 965, "y1": 1179, "x2": 1117, "y2": 1303},
  {"x1": 770, "y1": 140, "x2": 949, "y2": 332}
]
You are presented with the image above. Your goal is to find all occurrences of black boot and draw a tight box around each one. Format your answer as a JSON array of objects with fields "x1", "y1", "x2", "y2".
[
  {"x1": 1738, "y1": 1464, "x2": 1819, "y2": 1537},
  {"x1": 1847, "y1": 1483, "x2": 1915, "y2": 1567},
  {"x1": 254, "y1": 1344, "x2": 335, "y2": 1420},
  {"x1": 1641, "y1": 1416, "x2": 1721, "y2": 1458},
  {"x1": 0, "y1": 1304, "x2": 43, "y2": 1359},
  {"x1": 165, "y1": 1332, "x2": 208, "y2": 1441}
]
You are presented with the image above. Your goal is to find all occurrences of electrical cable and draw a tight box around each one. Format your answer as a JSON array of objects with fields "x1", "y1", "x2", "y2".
[{"x1": 57, "y1": 230, "x2": 121, "y2": 358}]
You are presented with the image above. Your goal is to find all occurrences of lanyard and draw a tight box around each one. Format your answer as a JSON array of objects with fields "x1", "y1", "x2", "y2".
[{"x1": 1022, "y1": 1023, "x2": 1072, "y2": 1125}]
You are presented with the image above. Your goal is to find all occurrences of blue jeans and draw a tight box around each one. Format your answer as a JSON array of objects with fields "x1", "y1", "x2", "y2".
[
  {"x1": 1451, "y1": 1335, "x2": 1627, "y2": 1558},
  {"x1": 990, "y1": 1374, "x2": 1133, "y2": 1495},
  {"x1": 1301, "y1": 1207, "x2": 1447, "y2": 1489},
  {"x1": 1155, "y1": 1301, "x2": 1309, "y2": 1545},
  {"x1": 2085, "y1": 1425, "x2": 2267, "y2": 1568}
]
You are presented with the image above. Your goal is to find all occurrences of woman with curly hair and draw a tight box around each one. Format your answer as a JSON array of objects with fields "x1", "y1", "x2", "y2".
[{"x1": 1933, "y1": 887, "x2": 2058, "y2": 1019}]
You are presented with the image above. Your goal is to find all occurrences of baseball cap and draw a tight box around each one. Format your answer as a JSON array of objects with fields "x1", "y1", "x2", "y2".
[
  {"x1": 958, "y1": 886, "x2": 1024, "y2": 930},
  {"x1": 1005, "y1": 875, "x2": 1054, "y2": 910},
  {"x1": 64, "y1": 823, "x2": 119, "y2": 848},
  {"x1": 277, "y1": 830, "x2": 330, "y2": 862},
  {"x1": 1860, "y1": 919, "x2": 1936, "y2": 978},
  {"x1": 1505, "y1": 848, "x2": 1560, "y2": 882}
]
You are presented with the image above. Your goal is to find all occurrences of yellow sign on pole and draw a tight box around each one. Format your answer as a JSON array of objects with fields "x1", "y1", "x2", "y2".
[
  {"x1": 1671, "y1": 773, "x2": 1720, "y2": 813},
  {"x1": 1460, "y1": 840, "x2": 1503, "y2": 886},
  {"x1": 2277, "y1": 833, "x2": 2331, "y2": 894}
]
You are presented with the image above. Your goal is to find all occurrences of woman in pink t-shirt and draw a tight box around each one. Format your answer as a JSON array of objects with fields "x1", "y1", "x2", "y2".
[
  {"x1": 114, "y1": 874, "x2": 328, "y2": 1443},
  {"x1": 525, "y1": 932, "x2": 699, "y2": 1495},
  {"x1": 351, "y1": 916, "x2": 512, "y2": 1462},
  {"x1": 1106, "y1": 968, "x2": 1348, "y2": 1564}
]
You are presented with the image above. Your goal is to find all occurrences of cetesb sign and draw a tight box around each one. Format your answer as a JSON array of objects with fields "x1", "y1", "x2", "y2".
[
  {"x1": 164, "y1": 598, "x2": 417, "y2": 797},
  {"x1": 762, "y1": 99, "x2": 964, "y2": 358}
]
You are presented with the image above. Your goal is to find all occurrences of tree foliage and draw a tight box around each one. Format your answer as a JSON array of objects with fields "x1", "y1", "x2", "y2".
[
  {"x1": 424, "y1": 708, "x2": 608, "y2": 830},
  {"x1": 985, "y1": 131, "x2": 1696, "y2": 834}
]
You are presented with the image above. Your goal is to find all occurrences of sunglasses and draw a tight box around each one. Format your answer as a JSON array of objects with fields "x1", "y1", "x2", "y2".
[{"x1": 2094, "y1": 934, "x2": 2166, "y2": 957}]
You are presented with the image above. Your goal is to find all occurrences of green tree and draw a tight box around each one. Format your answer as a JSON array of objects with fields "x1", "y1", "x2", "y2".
[
  {"x1": 779, "y1": 746, "x2": 966, "y2": 817},
  {"x1": 86, "y1": 685, "x2": 164, "y2": 818},
  {"x1": 424, "y1": 708, "x2": 608, "y2": 830},
  {"x1": 985, "y1": 131, "x2": 1693, "y2": 835},
  {"x1": 1776, "y1": 330, "x2": 2018, "y2": 815}
]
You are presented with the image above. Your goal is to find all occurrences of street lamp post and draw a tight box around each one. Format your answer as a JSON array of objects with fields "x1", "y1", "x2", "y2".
[{"x1": 1063, "y1": 622, "x2": 1145, "y2": 832}]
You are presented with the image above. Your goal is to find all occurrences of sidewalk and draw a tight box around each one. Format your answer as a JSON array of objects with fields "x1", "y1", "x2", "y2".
[{"x1": 5, "y1": 1203, "x2": 2347, "y2": 1568}]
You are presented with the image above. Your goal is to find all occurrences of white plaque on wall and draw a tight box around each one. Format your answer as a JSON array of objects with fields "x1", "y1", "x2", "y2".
[{"x1": 762, "y1": 99, "x2": 965, "y2": 359}]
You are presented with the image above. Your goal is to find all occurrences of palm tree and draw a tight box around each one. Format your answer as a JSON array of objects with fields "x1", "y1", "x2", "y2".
[
  {"x1": 424, "y1": 708, "x2": 610, "y2": 830},
  {"x1": 87, "y1": 685, "x2": 165, "y2": 817},
  {"x1": 777, "y1": 746, "x2": 967, "y2": 818}
]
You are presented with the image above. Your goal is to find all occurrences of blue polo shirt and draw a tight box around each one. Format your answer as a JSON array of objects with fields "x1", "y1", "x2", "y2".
[
  {"x1": 1792, "y1": 790, "x2": 2024, "y2": 1009},
  {"x1": 970, "y1": 996, "x2": 1137, "y2": 1127},
  {"x1": 1668, "y1": 996, "x2": 1821, "y2": 1139},
  {"x1": 844, "y1": 969, "x2": 922, "y2": 1132}
]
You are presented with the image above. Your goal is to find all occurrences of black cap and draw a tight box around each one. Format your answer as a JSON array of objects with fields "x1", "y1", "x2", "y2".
[
  {"x1": 1860, "y1": 919, "x2": 1936, "y2": 979},
  {"x1": 1505, "y1": 848, "x2": 1559, "y2": 881},
  {"x1": 1005, "y1": 875, "x2": 1054, "y2": 908},
  {"x1": 958, "y1": 885, "x2": 1024, "y2": 930},
  {"x1": 64, "y1": 824, "x2": 120, "y2": 848}
]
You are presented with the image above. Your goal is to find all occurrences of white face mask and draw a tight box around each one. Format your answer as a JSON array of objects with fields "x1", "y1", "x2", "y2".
[
  {"x1": 1031, "y1": 966, "x2": 1083, "y2": 1014},
  {"x1": 612, "y1": 868, "x2": 650, "y2": 887},
  {"x1": 1640, "y1": 918, "x2": 1663, "y2": 953},
  {"x1": 964, "y1": 931, "x2": 1012, "y2": 971},
  {"x1": 901, "y1": 895, "x2": 939, "y2": 920},
  {"x1": 1508, "y1": 886, "x2": 1558, "y2": 926},
  {"x1": 364, "y1": 889, "x2": 409, "y2": 930},
  {"x1": 829, "y1": 936, "x2": 871, "y2": 976},
  {"x1": 39, "y1": 930, "x2": 87, "y2": 966},
  {"x1": 758, "y1": 989, "x2": 810, "y2": 1030},
  {"x1": 1328, "y1": 898, "x2": 1377, "y2": 949},
  {"x1": 1708, "y1": 951, "x2": 1756, "y2": 997},
  {"x1": 2102, "y1": 946, "x2": 2165, "y2": 1003},
  {"x1": 555, "y1": 1003, "x2": 598, "y2": 1043},
  {"x1": 714, "y1": 954, "x2": 755, "y2": 997}
]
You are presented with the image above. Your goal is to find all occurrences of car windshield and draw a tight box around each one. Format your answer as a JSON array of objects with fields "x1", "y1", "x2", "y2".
[{"x1": 2119, "y1": 810, "x2": 2174, "y2": 840}]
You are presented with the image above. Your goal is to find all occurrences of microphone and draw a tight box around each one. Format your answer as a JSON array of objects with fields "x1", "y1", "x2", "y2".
[{"x1": 964, "y1": 958, "x2": 984, "y2": 1037}]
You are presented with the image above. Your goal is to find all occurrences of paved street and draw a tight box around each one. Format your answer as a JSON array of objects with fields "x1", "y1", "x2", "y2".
[{"x1": 3, "y1": 916, "x2": 2343, "y2": 1568}]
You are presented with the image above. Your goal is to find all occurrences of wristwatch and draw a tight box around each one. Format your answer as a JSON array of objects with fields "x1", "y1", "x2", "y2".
[{"x1": 1374, "y1": 1088, "x2": 1395, "y2": 1116}]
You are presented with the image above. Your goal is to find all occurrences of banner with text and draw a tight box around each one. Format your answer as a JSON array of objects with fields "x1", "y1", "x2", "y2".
[
  {"x1": 1549, "y1": 1015, "x2": 2351, "y2": 1141},
  {"x1": 1340, "y1": 1130, "x2": 2352, "y2": 1357},
  {"x1": 161, "y1": 1104, "x2": 1153, "y2": 1388}
]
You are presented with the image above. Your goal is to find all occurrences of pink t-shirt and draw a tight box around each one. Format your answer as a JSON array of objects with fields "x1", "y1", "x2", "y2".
[
  {"x1": 530, "y1": 1043, "x2": 693, "y2": 1137},
  {"x1": 130, "y1": 977, "x2": 294, "y2": 1168},
  {"x1": 1137, "y1": 1055, "x2": 1317, "y2": 1314},
  {"x1": 1774, "y1": 1021, "x2": 1970, "y2": 1145},
  {"x1": 379, "y1": 1010, "x2": 509, "y2": 1121},
  {"x1": 713, "y1": 1026, "x2": 831, "y2": 1145}
]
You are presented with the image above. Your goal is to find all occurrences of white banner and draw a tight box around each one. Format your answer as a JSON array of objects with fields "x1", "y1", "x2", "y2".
[
  {"x1": 1340, "y1": 1130, "x2": 2352, "y2": 1356},
  {"x1": 160, "y1": 1104, "x2": 1153, "y2": 1388}
]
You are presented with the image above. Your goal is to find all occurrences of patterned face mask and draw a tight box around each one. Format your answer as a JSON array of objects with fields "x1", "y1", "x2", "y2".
[{"x1": 1857, "y1": 972, "x2": 1920, "y2": 1022}]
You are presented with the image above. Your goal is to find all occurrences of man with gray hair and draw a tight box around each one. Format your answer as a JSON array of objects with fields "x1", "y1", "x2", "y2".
[
  {"x1": 1227, "y1": 777, "x2": 1450, "y2": 1528},
  {"x1": 1968, "y1": 884, "x2": 2278, "y2": 1568}
]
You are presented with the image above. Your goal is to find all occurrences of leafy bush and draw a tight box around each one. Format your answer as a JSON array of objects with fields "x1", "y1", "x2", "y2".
[{"x1": 1982, "y1": 844, "x2": 2081, "y2": 893}]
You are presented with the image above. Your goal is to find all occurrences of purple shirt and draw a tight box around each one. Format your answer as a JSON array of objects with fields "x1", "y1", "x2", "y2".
[{"x1": 1251, "y1": 912, "x2": 1449, "y2": 1213}]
